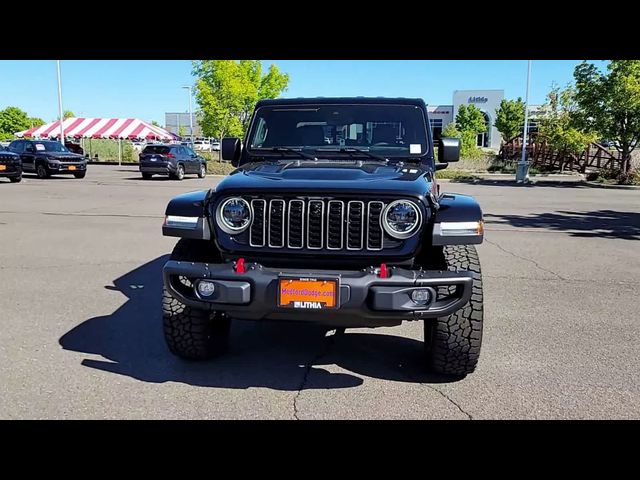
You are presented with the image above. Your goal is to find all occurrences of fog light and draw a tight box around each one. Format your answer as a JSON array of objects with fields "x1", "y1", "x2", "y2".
[
  {"x1": 411, "y1": 289, "x2": 431, "y2": 306},
  {"x1": 197, "y1": 280, "x2": 216, "y2": 297}
]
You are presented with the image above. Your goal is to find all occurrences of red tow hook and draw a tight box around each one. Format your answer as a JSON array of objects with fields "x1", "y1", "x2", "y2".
[
  {"x1": 379, "y1": 263, "x2": 389, "y2": 278},
  {"x1": 235, "y1": 258, "x2": 246, "y2": 274}
]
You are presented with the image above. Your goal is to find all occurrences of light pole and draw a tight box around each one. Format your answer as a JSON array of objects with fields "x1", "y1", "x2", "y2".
[
  {"x1": 181, "y1": 86, "x2": 194, "y2": 148},
  {"x1": 516, "y1": 60, "x2": 532, "y2": 183},
  {"x1": 56, "y1": 60, "x2": 65, "y2": 146}
]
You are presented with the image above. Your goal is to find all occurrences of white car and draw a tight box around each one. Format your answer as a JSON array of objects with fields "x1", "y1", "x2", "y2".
[
  {"x1": 193, "y1": 140, "x2": 212, "y2": 152},
  {"x1": 211, "y1": 141, "x2": 220, "y2": 151}
]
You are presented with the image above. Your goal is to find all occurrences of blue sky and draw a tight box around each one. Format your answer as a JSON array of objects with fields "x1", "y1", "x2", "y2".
[{"x1": 0, "y1": 60, "x2": 607, "y2": 124}]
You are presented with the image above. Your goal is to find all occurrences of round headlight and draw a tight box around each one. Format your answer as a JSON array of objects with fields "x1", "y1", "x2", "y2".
[
  {"x1": 381, "y1": 200, "x2": 422, "y2": 239},
  {"x1": 216, "y1": 197, "x2": 252, "y2": 234}
]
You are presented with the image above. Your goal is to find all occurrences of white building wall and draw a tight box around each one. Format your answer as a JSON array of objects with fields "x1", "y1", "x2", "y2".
[{"x1": 452, "y1": 90, "x2": 504, "y2": 150}]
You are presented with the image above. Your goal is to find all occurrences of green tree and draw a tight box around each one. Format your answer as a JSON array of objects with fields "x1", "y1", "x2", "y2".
[
  {"x1": 455, "y1": 104, "x2": 486, "y2": 135},
  {"x1": 63, "y1": 110, "x2": 75, "y2": 119},
  {"x1": 573, "y1": 60, "x2": 640, "y2": 173},
  {"x1": 441, "y1": 122, "x2": 482, "y2": 159},
  {"x1": 0, "y1": 106, "x2": 32, "y2": 140},
  {"x1": 28, "y1": 117, "x2": 45, "y2": 128},
  {"x1": 178, "y1": 125, "x2": 187, "y2": 137},
  {"x1": 192, "y1": 60, "x2": 289, "y2": 141},
  {"x1": 494, "y1": 98, "x2": 525, "y2": 143},
  {"x1": 151, "y1": 120, "x2": 160, "y2": 127},
  {"x1": 538, "y1": 84, "x2": 597, "y2": 156}
]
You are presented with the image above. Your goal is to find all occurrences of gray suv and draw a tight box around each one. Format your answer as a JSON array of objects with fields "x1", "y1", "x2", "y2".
[{"x1": 139, "y1": 144, "x2": 207, "y2": 180}]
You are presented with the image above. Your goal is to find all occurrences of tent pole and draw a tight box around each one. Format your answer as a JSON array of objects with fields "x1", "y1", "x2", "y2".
[{"x1": 118, "y1": 138, "x2": 122, "y2": 166}]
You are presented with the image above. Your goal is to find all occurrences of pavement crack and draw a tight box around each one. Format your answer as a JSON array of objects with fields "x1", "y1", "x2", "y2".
[
  {"x1": 424, "y1": 384, "x2": 473, "y2": 420},
  {"x1": 485, "y1": 238, "x2": 567, "y2": 280},
  {"x1": 293, "y1": 330, "x2": 340, "y2": 420}
]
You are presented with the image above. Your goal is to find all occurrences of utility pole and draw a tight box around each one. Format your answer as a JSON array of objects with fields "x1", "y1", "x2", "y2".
[
  {"x1": 182, "y1": 86, "x2": 194, "y2": 148},
  {"x1": 56, "y1": 60, "x2": 65, "y2": 145},
  {"x1": 516, "y1": 60, "x2": 532, "y2": 183}
]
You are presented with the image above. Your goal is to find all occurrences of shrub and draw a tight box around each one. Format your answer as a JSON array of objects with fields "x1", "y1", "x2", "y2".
[{"x1": 206, "y1": 161, "x2": 236, "y2": 176}]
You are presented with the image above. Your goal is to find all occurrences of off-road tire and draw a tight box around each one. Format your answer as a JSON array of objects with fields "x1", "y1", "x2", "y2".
[
  {"x1": 425, "y1": 245, "x2": 483, "y2": 376},
  {"x1": 73, "y1": 171, "x2": 86, "y2": 179},
  {"x1": 162, "y1": 239, "x2": 229, "y2": 360},
  {"x1": 198, "y1": 163, "x2": 206, "y2": 178},
  {"x1": 141, "y1": 173, "x2": 153, "y2": 180},
  {"x1": 9, "y1": 174, "x2": 22, "y2": 183}
]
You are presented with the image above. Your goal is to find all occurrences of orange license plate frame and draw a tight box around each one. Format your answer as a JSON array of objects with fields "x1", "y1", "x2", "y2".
[
  {"x1": 0, "y1": 165, "x2": 6, "y2": 171},
  {"x1": 68, "y1": 165, "x2": 77, "y2": 171},
  {"x1": 278, "y1": 277, "x2": 339, "y2": 309}
]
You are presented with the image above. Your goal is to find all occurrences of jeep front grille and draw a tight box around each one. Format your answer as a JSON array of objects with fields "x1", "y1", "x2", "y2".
[{"x1": 248, "y1": 198, "x2": 387, "y2": 251}]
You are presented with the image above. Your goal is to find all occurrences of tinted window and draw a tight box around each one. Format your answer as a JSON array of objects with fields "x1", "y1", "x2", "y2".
[
  {"x1": 185, "y1": 147, "x2": 196, "y2": 156},
  {"x1": 142, "y1": 146, "x2": 171, "y2": 155},
  {"x1": 9, "y1": 141, "x2": 24, "y2": 152},
  {"x1": 31, "y1": 141, "x2": 69, "y2": 152},
  {"x1": 247, "y1": 104, "x2": 429, "y2": 157}
]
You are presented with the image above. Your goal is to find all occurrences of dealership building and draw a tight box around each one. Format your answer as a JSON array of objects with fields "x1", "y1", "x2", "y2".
[{"x1": 427, "y1": 89, "x2": 540, "y2": 150}]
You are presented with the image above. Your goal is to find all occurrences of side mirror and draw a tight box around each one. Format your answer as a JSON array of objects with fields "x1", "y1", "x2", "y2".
[
  {"x1": 438, "y1": 137, "x2": 460, "y2": 162},
  {"x1": 221, "y1": 137, "x2": 242, "y2": 166},
  {"x1": 435, "y1": 162, "x2": 449, "y2": 171}
]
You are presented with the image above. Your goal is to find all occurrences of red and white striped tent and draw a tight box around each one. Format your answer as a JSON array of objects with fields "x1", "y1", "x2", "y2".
[{"x1": 16, "y1": 117, "x2": 174, "y2": 141}]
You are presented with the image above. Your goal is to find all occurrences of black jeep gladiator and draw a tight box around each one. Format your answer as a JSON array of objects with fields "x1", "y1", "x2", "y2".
[{"x1": 161, "y1": 97, "x2": 484, "y2": 376}]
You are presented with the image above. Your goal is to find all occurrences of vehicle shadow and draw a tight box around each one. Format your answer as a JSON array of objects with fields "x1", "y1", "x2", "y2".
[
  {"x1": 59, "y1": 256, "x2": 458, "y2": 390},
  {"x1": 485, "y1": 209, "x2": 640, "y2": 240}
]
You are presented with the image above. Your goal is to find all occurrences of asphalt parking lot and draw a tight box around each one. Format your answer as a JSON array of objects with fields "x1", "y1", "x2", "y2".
[{"x1": 1, "y1": 166, "x2": 639, "y2": 419}]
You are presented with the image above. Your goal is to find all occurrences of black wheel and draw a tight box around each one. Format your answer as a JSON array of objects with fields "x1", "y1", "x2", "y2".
[
  {"x1": 171, "y1": 164, "x2": 185, "y2": 180},
  {"x1": 162, "y1": 239, "x2": 229, "y2": 360},
  {"x1": 36, "y1": 163, "x2": 49, "y2": 179},
  {"x1": 9, "y1": 174, "x2": 22, "y2": 183},
  {"x1": 197, "y1": 163, "x2": 206, "y2": 178},
  {"x1": 73, "y1": 171, "x2": 86, "y2": 179},
  {"x1": 424, "y1": 245, "x2": 483, "y2": 376},
  {"x1": 141, "y1": 173, "x2": 153, "y2": 180}
]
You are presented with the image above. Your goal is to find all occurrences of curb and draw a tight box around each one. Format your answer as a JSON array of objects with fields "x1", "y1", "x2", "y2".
[
  {"x1": 87, "y1": 161, "x2": 139, "y2": 166},
  {"x1": 584, "y1": 181, "x2": 640, "y2": 190}
]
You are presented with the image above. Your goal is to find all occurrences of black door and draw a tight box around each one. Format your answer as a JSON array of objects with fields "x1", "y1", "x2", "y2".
[{"x1": 184, "y1": 146, "x2": 199, "y2": 173}]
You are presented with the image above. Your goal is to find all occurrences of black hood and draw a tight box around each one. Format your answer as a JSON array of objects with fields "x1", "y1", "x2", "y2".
[{"x1": 216, "y1": 160, "x2": 434, "y2": 198}]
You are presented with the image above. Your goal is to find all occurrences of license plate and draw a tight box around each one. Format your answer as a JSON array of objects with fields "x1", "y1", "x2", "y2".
[
  {"x1": 68, "y1": 165, "x2": 76, "y2": 171},
  {"x1": 0, "y1": 165, "x2": 6, "y2": 171},
  {"x1": 150, "y1": 157, "x2": 157, "y2": 162},
  {"x1": 278, "y1": 277, "x2": 339, "y2": 309}
]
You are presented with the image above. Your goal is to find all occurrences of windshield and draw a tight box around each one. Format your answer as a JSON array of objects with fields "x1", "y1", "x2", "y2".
[
  {"x1": 247, "y1": 104, "x2": 429, "y2": 158},
  {"x1": 35, "y1": 142, "x2": 69, "y2": 153},
  {"x1": 142, "y1": 146, "x2": 171, "y2": 154}
]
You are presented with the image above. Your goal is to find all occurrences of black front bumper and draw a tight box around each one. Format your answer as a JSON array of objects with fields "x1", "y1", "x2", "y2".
[
  {"x1": 0, "y1": 163, "x2": 22, "y2": 177},
  {"x1": 163, "y1": 261, "x2": 474, "y2": 327},
  {"x1": 49, "y1": 163, "x2": 86, "y2": 173},
  {"x1": 140, "y1": 162, "x2": 175, "y2": 174}
]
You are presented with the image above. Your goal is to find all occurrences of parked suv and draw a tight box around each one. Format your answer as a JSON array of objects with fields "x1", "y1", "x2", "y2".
[
  {"x1": 7, "y1": 139, "x2": 87, "y2": 178},
  {"x1": 139, "y1": 144, "x2": 206, "y2": 180},
  {"x1": 0, "y1": 145, "x2": 22, "y2": 183},
  {"x1": 161, "y1": 97, "x2": 485, "y2": 376}
]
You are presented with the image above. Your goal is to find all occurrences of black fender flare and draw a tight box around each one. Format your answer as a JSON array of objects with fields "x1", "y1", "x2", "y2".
[
  {"x1": 162, "y1": 190, "x2": 212, "y2": 240},
  {"x1": 431, "y1": 193, "x2": 484, "y2": 245}
]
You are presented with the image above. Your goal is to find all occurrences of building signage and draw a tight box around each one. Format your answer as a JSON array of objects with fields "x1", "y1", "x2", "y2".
[{"x1": 468, "y1": 96, "x2": 488, "y2": 103}]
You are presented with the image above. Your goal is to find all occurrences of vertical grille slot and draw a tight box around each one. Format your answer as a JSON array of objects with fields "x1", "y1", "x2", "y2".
[
  {"x1": 327, "y1": 200, "x2": 344, "y2": 250},
  {"x1": 347, "y1": 201, "x2": 364, "y2": 250},
  {"x1": 287, "y1": 200, "x2": 305, "y2": 249},
  {"x1": 307, "y1": 200, "x2": 324, "y2": 249},
  {"x1": 367, "y1": 201, "x2": 384, "y2": 250},
  {"x1": 250, "y1": 199, "x2": 266, "y2": 247},
  {"x1": 268, "y1": 199, "x2": 285, "y2": 248}
]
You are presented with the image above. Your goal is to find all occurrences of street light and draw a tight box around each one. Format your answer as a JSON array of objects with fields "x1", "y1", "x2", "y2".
[
  {"x1": 516, "y1": 60, "x2": 533, "y2": 184},
  {"x1": 181, "y1": 86, "x2": 194, "y2": 148},
  {"x1": 56, "y1": 60, "x2": 65, "y2": 146}
]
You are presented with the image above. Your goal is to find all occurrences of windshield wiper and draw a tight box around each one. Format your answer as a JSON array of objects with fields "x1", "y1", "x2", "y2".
[
  {"x1": 256, "y1": 147, "x2": 317, "y2": 161},
  {"x1": 314, "y1": 147, "x2": 388, "y2": 162}
]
